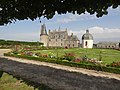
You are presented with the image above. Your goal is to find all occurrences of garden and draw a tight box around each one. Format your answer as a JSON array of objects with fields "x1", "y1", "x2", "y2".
[{"x1": 4, "y1": 46, "x2": 120, "y2": 74}]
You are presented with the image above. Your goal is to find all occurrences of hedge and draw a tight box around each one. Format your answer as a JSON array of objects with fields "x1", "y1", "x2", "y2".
[
  {"x1": 0, "y1": 71, "x2": 4, "y2": 78},
  {"x1": 4, "y1": 53, "x2": 120, "y2": 74}
]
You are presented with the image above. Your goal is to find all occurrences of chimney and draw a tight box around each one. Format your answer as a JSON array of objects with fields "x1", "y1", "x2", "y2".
[
  {"x1": 49, "y1": 29, "x2": 51, "y2": 34},
  {"x1": 86, "y1": 29, "x2": 89, "y2": 33},
  {"x1": 71, "y1": 33, "x2": 73, "y2": 37}
]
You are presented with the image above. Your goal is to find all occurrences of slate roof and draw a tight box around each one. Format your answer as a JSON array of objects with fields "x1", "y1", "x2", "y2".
[{"x1": 82, "y1": 30, "x2": 93, "y2": 40}]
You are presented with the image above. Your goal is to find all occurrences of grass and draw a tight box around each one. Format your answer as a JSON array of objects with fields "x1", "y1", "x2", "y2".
[
  {"x1": 0, "y1": 72, "x2": 38, "y2": 90},
  {"x1": 33, "y1": 48, "x2": 120, "y2": 64}
]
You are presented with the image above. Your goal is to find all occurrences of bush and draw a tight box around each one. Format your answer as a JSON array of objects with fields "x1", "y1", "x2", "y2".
[
  {"x1": 110, "y1": 61, "x2": 120, "y2": 68},
  {"x1": 64, "y1": 52, "x2": 75, "y2": 61}
]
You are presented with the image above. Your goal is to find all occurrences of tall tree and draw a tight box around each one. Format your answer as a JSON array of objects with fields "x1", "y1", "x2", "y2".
[{"x1": 0, "y1": 0, "x2": 119, "y2": 25}]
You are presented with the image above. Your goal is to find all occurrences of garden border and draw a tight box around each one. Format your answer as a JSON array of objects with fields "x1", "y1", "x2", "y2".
[{"x1": 4, "y1": 53, "x2": 120, "y2": 74}]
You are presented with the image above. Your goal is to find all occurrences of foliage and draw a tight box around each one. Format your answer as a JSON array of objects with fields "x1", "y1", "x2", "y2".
[
  {"x1": 0, "y1": 70, "x2": 3, "y2": 78},
  {"x1": 110, "y1": 61, "x2": 120, "y2": 68},
  {"x1": 64, "y1": 52, "x2": 75, "y2": 61},
  {"x1": 0, "y1": 0, "x2": 119, "y2": 25},
  {"x1": 0, "y1": 39, "x2": 43, "y2": 46}
]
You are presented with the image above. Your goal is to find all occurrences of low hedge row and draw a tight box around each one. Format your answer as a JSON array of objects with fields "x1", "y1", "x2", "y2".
[
  {"x1": 4, "y1": 53, "x2": 120, "y2": 74},
  {"x1": 0, "y1": 70, "x2": 4, "y2": 78}
]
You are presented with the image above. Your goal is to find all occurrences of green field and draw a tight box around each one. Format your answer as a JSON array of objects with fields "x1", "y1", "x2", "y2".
[
  {"x1": 0, "y1": 72, "x2": 38, "y2": 90},
  {"x1": 33, "y1": 48, "x2": 120, "y2": 64}
]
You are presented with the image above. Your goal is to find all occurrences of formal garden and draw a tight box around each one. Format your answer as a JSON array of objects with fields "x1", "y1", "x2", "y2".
[{"x1": 4, "y1": 45, "x2": 120, "y2": 74}]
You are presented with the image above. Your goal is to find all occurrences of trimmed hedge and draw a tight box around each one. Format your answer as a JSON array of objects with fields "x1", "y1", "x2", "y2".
[
  {"x1": 0, "y1": 70, "x2": 4, "y2": 78},
  {"x1": 4, "y1": 53, "x2": 120, "y2": 74}
]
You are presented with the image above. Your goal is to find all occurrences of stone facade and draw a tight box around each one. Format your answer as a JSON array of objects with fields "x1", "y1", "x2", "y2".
[
  {"x1": 97, "y1": 42, "x2": 120, "y2": 49},
  {"x1": 40, "y1": 24, "x2": 80, "y2": 48}
]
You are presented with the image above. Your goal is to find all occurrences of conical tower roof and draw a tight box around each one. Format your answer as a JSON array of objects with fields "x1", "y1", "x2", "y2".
[{"x1": 40, "y1": 24, "x2": 48, "y2": 36}]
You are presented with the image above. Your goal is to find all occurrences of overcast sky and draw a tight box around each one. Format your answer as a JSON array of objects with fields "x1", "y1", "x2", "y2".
[{"x1": 0, "y1": 6, "x2": 120, "y2": 43}]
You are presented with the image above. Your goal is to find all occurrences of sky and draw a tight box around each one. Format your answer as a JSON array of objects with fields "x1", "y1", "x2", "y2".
[{"x1": 0, "y1": 6, "x2": 120, "y2": 43}]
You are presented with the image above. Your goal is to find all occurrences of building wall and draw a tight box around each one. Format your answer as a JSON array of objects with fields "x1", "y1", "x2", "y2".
[
  {"x1": 97, "y1": 43, "x2": 120, "y2": 49},
  {"x1": 40, "y1": 35, "x2": 49, "y2": 46},
  {"x1": 40, "y1": 27, "x2": 80, "y2": 48},
  {"x1": 65, "y1": 40, "x2": 80, "y2": 48},
  {"x1": 48, "y1": 31, "x2": 67, "y2": 47},
  {"x1": 82, "y1": 40, "x2": 93, "y2": 48}
]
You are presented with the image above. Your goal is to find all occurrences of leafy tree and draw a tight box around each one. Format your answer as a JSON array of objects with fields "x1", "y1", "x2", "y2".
[{"x1": 0, "y1": 0, "x2": 119, "y2": 25}]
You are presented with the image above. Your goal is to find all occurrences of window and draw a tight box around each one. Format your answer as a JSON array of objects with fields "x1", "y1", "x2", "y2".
[
  {"x1": 69, "y1": 44, "x2": 70, "y2": 47},
  {"x1": 61, "y1": 35, "x2": 62, "y2": 38},
  {"x1": 56, "y1": 35, "x2": 57, "y2": 38},
  {"x1": 85, "y1": 41, "x2": 88, "y2": 46},
  {"x1": 73, "y1": 44, "x2": 74, "y2": 47},
  {"x1": 61, "y1": 43, "x2": 62, "y2": 46}
]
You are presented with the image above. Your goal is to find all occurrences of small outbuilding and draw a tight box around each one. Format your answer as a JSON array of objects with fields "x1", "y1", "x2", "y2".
[{"x1": 82, "y1": 30, "x2": 93, "y2": 48}]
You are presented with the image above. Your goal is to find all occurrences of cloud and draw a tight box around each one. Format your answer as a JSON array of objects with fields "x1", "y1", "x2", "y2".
[
  {"x1": 89, "y1": 26, "x2": 120, "y2": 35},
  {"x1": 0, "y1": 32, "x2": 39, "y2": 41},
  {"x1": 56, "y1": 6, "x2": 120, "y2": 24},
  {"x1": 89, "y1": 26, "x2": 120, "y2": 42},
  {"x1": 56, "y1": 14, "x2": 80, "y2": 23},
  {"x1": 67, "y1": 26, "x2": 120, "y2": 43},
  {"x1": 56, "y1": 13, "x2": 97, "y2": 23},
  {"x1": 108, "y1": 6, "x2": 120, "y2": 16}
]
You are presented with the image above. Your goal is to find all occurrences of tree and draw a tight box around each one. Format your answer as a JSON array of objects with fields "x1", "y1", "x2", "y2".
[{"x1": 0, "y1": 0, "x2": 119, "y2": 25}]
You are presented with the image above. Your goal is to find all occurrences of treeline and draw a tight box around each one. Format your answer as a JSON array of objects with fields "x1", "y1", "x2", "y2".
[{"x1": 0, "y1": 39, "x2": 43, "y2": 46}]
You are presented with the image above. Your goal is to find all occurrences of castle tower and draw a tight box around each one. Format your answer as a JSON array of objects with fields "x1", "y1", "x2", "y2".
[
  {"x1": 82, "y1": 30, "x2": 93, "y2": 48},
  {"x1": 40, "y1": 24, "x2": 49, "y2": 46}
]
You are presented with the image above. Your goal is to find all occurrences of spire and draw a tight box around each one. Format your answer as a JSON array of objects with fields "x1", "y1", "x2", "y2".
[
  {"x1": 65, "y1": 28, "x2": 67, "y2": 31},
  {"x1": 86, "y1": 29, "x2": 89, "y2": 33},
  {"x1": 49, "y1": 29, "x2": 51, "y2": 34},
  {"x1": 40, "y1": 24, "x2": 48, "y2": 36},
  {"x1": 58, "y1": 26, "x2": 61, "y2": 31}
]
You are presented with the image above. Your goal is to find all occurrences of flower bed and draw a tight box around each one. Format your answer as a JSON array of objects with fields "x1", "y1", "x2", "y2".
[
  {"x1": 110, "y1": 61, "x2": 120, "y2": 68},
  {"x1": 4, "y1": 53, "x2": 120, "y2": 74}
]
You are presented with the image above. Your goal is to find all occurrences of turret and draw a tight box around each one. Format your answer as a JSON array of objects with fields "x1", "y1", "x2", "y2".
[
  {"x1": 82, "y1": 30, "x2": 93, "y2": 48},
  {"x1": 58, "y1": 26, "x2": 61, "y2": 31},
  {"x1": 40, "y1": 24, "x2": 49, "y2": 46},
  {"x1": 49, "y1": 29, "x2": 51, "y2": 34},
  {"x1": 40, "y1": 24, "x2": 47, "y2": 36}
]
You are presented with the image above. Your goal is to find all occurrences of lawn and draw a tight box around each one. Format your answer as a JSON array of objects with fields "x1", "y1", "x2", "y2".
[
  {"x1": 0, "y1": 72, "x2": 38, "y2": 90},
  {"x1": 33, "y1": 48, "x2": 120, "y2": 64}
]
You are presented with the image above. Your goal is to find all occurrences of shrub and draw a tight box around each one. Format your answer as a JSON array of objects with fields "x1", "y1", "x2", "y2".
[
  {"x1": 110, "y1": 61, "x2": 120, "y2": 68},
  {"x1": 64, "y1": 52, "x2": 75, "y2": 61},
  {"x1": 74, "y1": 58, "x2": 81, "y2": 62}
]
